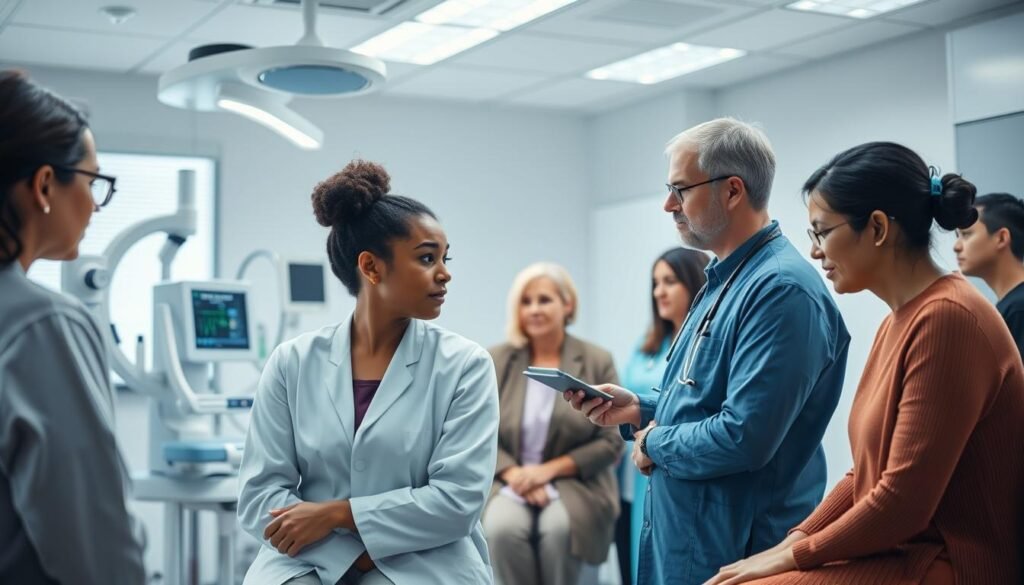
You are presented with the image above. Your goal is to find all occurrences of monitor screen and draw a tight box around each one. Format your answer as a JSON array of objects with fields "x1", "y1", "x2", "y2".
[
  {"x1": 288, "y1": 262, "x2": 326, "y2": 303},
  {"x1": 191, "y1": 289, "x2": 250, "y2": 350}
]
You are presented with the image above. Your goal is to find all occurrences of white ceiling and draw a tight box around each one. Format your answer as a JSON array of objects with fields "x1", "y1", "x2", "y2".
[{"x1": 0, "y1": 0, "x2": 1020, "y2": 113}]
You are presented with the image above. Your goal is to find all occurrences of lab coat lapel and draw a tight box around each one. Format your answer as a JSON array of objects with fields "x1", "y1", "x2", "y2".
[
  {"x1": 325, "y1": 315, "x2": 356, "y2": 445},
  {"x1": 354, "y1": 319, "x2": 423, "y2": 442}
]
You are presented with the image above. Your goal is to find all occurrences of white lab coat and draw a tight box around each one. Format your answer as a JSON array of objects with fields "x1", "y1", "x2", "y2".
[{"x1": 237, "y1": 315, "x2": 499, "y2": 585}]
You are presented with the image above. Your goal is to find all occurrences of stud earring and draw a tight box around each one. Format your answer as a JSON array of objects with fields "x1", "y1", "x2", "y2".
[{"x1": 42, "y1": 204, "x2": 50, "y2": 215}]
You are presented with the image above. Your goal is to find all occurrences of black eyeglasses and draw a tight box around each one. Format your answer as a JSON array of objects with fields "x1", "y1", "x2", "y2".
[
  {"x1": 665, "y1": 175, "x2": 733, "y2": 207},
  {"x1": 808, "y1": 215, "x2": 897, "y2": 247},
  {"x1": 53, "y1": 165, "x2": 117, "y2": 208},
  {"x1": 807, "y1": 221, "x2": 851, "y2": 247}
]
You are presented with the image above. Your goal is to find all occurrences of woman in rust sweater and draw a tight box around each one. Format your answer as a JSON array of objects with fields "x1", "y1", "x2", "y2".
[{"x1": 705, "y1": 142, "x2": 1024, "y2": 585}]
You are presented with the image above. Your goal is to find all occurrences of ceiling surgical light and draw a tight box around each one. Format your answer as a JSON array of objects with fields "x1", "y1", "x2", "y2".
[{"x1": 157, "y1": 0, "x2": 386, "y2": 149}]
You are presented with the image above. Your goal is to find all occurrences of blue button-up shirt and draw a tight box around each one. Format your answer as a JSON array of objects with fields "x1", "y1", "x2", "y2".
[{"x1": 624, "y1": 221, "x2": 850, "y2": 585}]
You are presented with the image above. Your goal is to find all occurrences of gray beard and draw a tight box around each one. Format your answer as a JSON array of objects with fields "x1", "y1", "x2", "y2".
[{"x1": 677, "y1": 201, "x2": 727, "y2": 250}]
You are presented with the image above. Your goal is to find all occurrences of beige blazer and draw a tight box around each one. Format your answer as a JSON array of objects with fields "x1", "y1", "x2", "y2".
[{"x1": 488, "y1": 335, "x2": 623, "y2": 564}]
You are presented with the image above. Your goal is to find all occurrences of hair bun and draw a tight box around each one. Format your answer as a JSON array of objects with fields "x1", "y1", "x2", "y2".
[
  {"x1": 311, "y1": 159, "x2": 391, "y2": 227},
  {"x1": 933, "y1": 173, "x2": 978, "y2": 231}
]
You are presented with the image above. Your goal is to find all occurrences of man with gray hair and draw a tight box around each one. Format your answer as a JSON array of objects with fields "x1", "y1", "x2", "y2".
[{"x1": 566, "y1": 118, "x2": 849, "y2": 584}]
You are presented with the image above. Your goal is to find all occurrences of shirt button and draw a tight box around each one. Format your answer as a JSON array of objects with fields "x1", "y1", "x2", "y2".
[
  {"x1": 644, "y1": 520, "x2": 650, "y2": 528},
  {"x1": 354, "y1": 459, "x2": 367, "y2": 472},
  {"x1": 647, "y1": 485, "x2": 652, "y2": 493}
]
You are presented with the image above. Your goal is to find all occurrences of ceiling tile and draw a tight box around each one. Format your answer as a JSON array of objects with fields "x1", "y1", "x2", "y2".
[
  {"x1": 135, "y1": 37, "x2": 215, "y2": 74},
  {"x1": 189, "y1": 3, "x2": 392, "y2": 49},
  {"x1": 505, "y1": 77, "x2": 644, "y2": 109},
  {"x1": 0, "y1": 24, "x2": 167, "y2": 71},
  {"x1": 591, "y1": 0, "x2": 723, "y2": 28},
  {"x1": 773, "y1": 19, "x2": 921, "y2": 59},
  {"x1": 317, "y1": 10, "x2": 402, "y2": 48},
  {"x1": 668, "y1": 53, "x2": 806, "y2": 88},
  {"x1": 527, "y1": 0, "x2": 755, "y2": 45},
  {"x1": 684, "y1": 8, "x2": 855, "y2": 51},
  {"x1": 11, "y1": 0, "x2": 218, "y2": 38},
  {"x1": 450, "y1": 32, "x2": 642, "y2": 75},
  {"x1": 878, "y1": 0, "x2": 1022, "y2": 27},
  {"x1": 710, "y1": 0, "x2": 787, "y2": 5},
  {"x1": 1, "y1": 0, "x2": 21, "y2": 25},
  {"x1": 379, "y1": 60, "x2": 423, "y2": 81},
  {"x1": 384, "y1": 66, "x2": 548, "y2": 101},
  {"x1": 5, "y1": 0, "x2": 1013, "y2": 113}
]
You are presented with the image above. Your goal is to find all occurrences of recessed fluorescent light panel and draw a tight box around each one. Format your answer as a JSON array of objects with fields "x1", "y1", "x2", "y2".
[
  {"x1": 586, "y1": 43, "x2": 746, "y2": 85},
  {"x1": 416, "y1": 0, "x2": 579, "y2": 32},
  {"x1": 787, "y1": 0, "x2": 930, "y2": 19},
  {"x1": 352, "y1": 22, "x2": 498, "y2": 65}
]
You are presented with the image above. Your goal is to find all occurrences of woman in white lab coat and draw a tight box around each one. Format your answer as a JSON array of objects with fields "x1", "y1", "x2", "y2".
[{"x1": 237, "y1": 160, "x2": 500, "y2": 585}]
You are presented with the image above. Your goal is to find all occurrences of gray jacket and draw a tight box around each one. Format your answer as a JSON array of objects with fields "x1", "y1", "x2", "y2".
[{"x1": 0, "y1": 262, "x2": 145, "y2": 584}]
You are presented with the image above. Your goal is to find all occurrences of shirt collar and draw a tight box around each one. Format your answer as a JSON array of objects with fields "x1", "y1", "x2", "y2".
[
  {"x1": 1, "y1": 260, "x2": 26, "y2": 276},
  {"x1": 705, "y1": 220, "x2": 780, "y2": 283}
]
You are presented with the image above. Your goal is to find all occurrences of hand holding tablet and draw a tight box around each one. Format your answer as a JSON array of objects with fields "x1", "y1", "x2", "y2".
[{"x1": 523, "y1": 367, "x2": 613, "y2": 401}]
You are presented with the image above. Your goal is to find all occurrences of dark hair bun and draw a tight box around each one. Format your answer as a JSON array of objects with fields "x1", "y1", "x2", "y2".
[
  {"x1": 311, "y1": 159, "x2": 391, "y2": 227},
  {"x1": 934, "y1": 173, "x2": 978, "y2": 231}
]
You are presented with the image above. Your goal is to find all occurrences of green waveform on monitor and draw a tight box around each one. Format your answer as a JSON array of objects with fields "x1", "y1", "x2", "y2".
[{"x1": 195, "y1": 308, "x2": 232, "y2": 338}]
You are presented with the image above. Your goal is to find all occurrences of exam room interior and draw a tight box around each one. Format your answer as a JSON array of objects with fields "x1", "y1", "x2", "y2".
[{"x1": 3, "y1": 0, "x2": 1024, "y2": 580}]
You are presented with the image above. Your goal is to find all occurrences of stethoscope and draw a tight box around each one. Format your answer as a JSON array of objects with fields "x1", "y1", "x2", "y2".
[{"x1": 660, "y1": 226, "x2": 781, "y2": 389}]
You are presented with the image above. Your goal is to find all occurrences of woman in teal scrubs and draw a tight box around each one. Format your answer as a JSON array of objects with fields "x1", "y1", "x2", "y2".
[{"x1": 617, "y1": 247, "x2": 708, "y2": 584}]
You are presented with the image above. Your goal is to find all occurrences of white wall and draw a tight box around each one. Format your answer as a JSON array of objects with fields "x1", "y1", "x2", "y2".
[
  {"x1": 590, "y1": 194, "x2": 683, "y2": 371},
  {"x1": 948, "y1": 9, "x2": 1024, "y2": 123},
  {"x1": 587, "y1": 90, "x2": 718, "y2": 206},
  {"x1": 586, "y1": 29, "x2": 960, "y2": 489},
  {"x1": 8, "y1": 64, "x2": 593, "y2": 580}
]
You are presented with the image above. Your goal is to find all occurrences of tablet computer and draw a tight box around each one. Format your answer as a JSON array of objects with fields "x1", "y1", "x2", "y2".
[{"x1": 523, "y1": 367, "x2": 613, "y2": 401}]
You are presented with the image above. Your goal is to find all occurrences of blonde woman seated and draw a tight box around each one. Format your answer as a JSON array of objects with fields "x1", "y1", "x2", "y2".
[{"x1": 483, "y1": 262, "x2": 623, "y2": 585}]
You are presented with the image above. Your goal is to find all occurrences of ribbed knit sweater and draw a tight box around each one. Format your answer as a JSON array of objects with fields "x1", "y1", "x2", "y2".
[{"x1": 755, "y1": 274, "x2": 1024, "y2": 584}]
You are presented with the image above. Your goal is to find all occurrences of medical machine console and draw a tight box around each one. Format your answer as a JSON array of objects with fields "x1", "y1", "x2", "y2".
[
  {"x1": 154, "y1": 280, "x2": 258, "y2": 364},
  {"x1": 283, "y1": 260, "x2": 327, "y2": 312}
]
